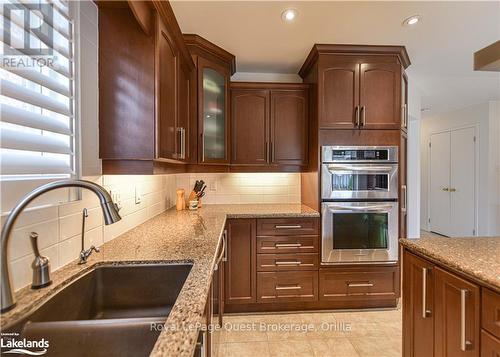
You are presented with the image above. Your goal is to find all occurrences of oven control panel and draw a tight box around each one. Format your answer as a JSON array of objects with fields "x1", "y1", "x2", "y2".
[{"x1": 322, "y1": 146, "x2": 398, "y2": 163}]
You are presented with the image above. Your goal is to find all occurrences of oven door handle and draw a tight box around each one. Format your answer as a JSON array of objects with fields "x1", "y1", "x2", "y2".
[
  {"x1": 327, "y1": 204, "x2": 394, "y2": 212},
  {"x1": 326, "y1": 164, "x2": 394, "y2": 172}
]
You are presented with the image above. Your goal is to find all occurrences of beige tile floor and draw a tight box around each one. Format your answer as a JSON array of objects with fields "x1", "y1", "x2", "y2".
[{"x1": 213, "y1": 308, "x2": 402, "y2": 357}]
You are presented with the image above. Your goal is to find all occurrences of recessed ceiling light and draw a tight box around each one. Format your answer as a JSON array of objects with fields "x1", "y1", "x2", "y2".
[
  {"x1": 282, "y1": 9, "x2": 298, "y2": 22},
  {"x1": 403, "y1": 15, "x2": 421, "y2": 26}
]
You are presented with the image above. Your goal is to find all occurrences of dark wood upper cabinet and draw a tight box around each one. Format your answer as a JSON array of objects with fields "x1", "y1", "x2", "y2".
[
  {"x1": 434, "y1": 267, "x2": 480, "y2": 357},
  {"x1": 359, "y1": 62, "x2": 401, "y2": 129},
  {"x1": 184, "y1": 35, "x2": 235, "y2": 165},
  {"x1": 225, "y1": 219, "x2": 256, "y2": 305},
  {"x1": 231, "y1": 89, "x2": 269, "y2": 165},
  {"x1": 300, "y1": 45, "x2": 410, "y2": 131},
  {"x1": 156, "y1": 14, "x2": 178, "y2": 160},
  {"x1": 98, "y1": 1, "x2": 194, "y2": 174},
  {"x1": 230, "y1": 83, "x2": 309, "y2": 168},
  {"x1": 403, "y1": 251, "x2": 435, "y2": 357},
  {"x1": 270, "y1": 90, "x2": 308, "y2": 165},
  {"x1": 320, "y1": 61, "x2": 359, "y2": 129}
]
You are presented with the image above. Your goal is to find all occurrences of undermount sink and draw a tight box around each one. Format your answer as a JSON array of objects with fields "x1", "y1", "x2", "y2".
[{"x1": 5, "y1": 263, "x2": 193, "y2": 357}]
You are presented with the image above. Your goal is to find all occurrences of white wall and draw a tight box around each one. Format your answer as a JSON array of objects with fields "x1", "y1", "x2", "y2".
[
  {"x1": 421, "y1": 101, "x2": 499, "y2": 236},
  {"x1": 489, "y1": 101, "x2": 500, "y2": 234}
]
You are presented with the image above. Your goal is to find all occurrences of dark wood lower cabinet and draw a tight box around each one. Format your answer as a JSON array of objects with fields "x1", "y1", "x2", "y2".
[
  {"x1": 257, "y1": 271, "x2": 318, "y2": 303},
  {"x1": 402, "y1": 251, "x2": 435, "y2": 357},
  {"x1": 225, "y1": 219, "x2": 256, "y2": 304},
  {"x1": 481, "y1": 330, "x2": 500, "y2": 357},
  {"x1": 435, "y1": 267, "x2": 480, "y2": 357},
  {"x1": 224, "y1": 217, "x2": 401, "y2": 313},
  {"x1": 319, "y1": 265, "x2": 399, "y2": 302},
  {"x1": 403, "y1": 249, "x2": 496, "y2": 357}
]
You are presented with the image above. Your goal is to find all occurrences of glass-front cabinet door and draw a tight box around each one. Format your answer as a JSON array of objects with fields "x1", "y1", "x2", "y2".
[{"x1": 198, "y1": 58, "x2": 229, "y2": 164}]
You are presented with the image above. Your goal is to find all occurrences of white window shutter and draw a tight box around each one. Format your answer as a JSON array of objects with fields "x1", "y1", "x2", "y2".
[{"x1": 0, "y1": 0, "x2": 75, "y2": 179}]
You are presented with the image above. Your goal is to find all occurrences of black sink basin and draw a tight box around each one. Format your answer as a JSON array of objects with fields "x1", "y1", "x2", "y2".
[{"x1": 4, "y1": 263, "x2": 192, "y2": 357}]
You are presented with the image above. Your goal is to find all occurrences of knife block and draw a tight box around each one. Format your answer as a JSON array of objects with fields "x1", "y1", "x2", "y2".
[{"x1": 187, "y1": 190, "x2": 198, "y2": 208}]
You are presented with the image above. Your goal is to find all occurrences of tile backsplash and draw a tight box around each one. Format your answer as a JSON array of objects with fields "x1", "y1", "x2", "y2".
[
  {"x1": 2, "y1": 172, "x2": 300, "y2": 291},
  {"x1": 175, "y1": 173, "x2": 301, "y2": 204}
]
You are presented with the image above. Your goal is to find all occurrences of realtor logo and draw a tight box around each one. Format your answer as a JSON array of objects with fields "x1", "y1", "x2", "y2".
[
  {"x1": 2, "y1": 2, "x2": 53, "y2": 56},
  {"x1": 1, "y1": 333, "x2": 49, "y2": 355}
]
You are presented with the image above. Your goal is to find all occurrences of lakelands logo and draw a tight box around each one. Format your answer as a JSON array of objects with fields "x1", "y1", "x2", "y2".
[{"x1": 1, "y1": 333, "x2": 49, "y2": 355}]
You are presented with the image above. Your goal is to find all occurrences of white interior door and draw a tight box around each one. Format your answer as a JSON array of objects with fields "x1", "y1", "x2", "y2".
[
  {"x1": 450, "y1": 127, "x2": 476, "y2": 236},
  {"x1": 430, "y1": 131, "x2": 451, "y2": 236}
]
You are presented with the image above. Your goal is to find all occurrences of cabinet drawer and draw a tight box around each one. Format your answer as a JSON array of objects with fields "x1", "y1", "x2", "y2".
[
  {"x1": 256, "y1": 235, "x2": 318, "y2": 254},
  {"x1": 482, "y1": 288, "x2": 500, "y2": 339},
  {"x1": 481, "y1": 330, "x2": 500, "y2": 356},
  {"x1": 257, "y1": 271, "x2": 318, "y2": 303},
  {"x1": 257, "y1": 253, "x2": 319, "y2": 272},
  {"x1": 319, "y1": 266, "x2": 399, "y2": 301},
  {"x1": 257, "y1": 218, "x2": 319, "y2": 236}
]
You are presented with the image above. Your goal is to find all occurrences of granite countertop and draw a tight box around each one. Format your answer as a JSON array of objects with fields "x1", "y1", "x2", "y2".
[
  {"x1": 400, "y1": 236, "x2": 500, "y2": 292},
  {"x1": 1, "y1": 204, "x2": 318, "y2": 356}
]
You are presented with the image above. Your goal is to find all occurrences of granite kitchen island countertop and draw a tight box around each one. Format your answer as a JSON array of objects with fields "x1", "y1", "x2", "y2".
[
  {"x1": 400, "y1": 236, "x2": 500, "y2": 292},
  {"x1": 1, "y1": 204, "x2": 319, "y2": 357}
]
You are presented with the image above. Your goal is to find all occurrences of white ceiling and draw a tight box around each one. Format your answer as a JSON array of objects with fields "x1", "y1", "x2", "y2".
[{"x1": 171, "y1": 1, "x2": 500, "y2": 117}]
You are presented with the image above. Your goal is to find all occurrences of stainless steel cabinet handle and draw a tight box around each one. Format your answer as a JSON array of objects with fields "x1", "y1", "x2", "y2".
[
  {"x1": 270, "y1": 142, "x2": 275, "y2": 162},
  {"x1": 177, "y1": 127, "x2": 186, "y2": 160},
  {"x1": 355, "y1": 106, "x2": 360, "y2": 126},
  {"x1": 275, "y1": 225, "x2": 302, "y2": 229},
  {"x1": 275, "y1": 285, "x2": 301, "y2": 290},
  {"x1": 275, "y1": 261, "x2": 301, "y2": 266},
  {"x1": 181, "y1": 127, "x2": 186, "y2": 160},
  {"x1": 442, "y1": 187, "x2": 449, "y2": 192},
  {"x1": 401, "y1": 104, "x2": 408, "y2": 128},
  {"x1": 347, "y1": 282, "x2": 374, "y2": 287},
  {"x1": 360, "y1": 106, "x2": 366, "y2": 126},
  {"x1": 222, "y1": 230, "x2": 228, "y2": 262},
  {"x1": 266, "y1": 141, "x2": 270, "y2": 163},
  {"x1": 422, "y1": 267, "x2": 431, "y2": 318},
  {"x1": 460, "y1": 289, "x2": 472, "y2": 351},
  {"x1": 275, "y1": 243, "x2": 301, "y2": 248},
  {"x1": 404, "y1": 104, "x2": 408, "y2": 128},
  {"x1": 200, "y1": 132, "x2": 205, "y2": 162},
  {"x1": 402, "y1": 185, "x2": 407, "y2": 213}
]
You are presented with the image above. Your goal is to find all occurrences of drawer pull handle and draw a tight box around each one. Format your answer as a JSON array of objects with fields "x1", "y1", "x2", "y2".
[
  {"x1": 347, "y1": 283, "x2": 374, "y2": 287},
  {"x1": 275, "y1": 261, "x2": 301, "y2": 266},
  {"x1": 460, "y1": 289, "x2": 472, "y2": 351},
  {"x1": 275, "y1": 225, "x2": 302, "y2": 229},
  {"x1": 275, "y1": 285, "x2": 302, "y2": 290},
  {"x1": 422, "y1": 267, "x2": 432, "y2": 318},
  {"x1": 275, "y1": 243, "x2": 302, "y2": 248}
]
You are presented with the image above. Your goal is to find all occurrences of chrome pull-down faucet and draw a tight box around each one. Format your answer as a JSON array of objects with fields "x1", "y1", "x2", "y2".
[{"x1": 1, "y1": 179, "x2": 122, "y2": 313}]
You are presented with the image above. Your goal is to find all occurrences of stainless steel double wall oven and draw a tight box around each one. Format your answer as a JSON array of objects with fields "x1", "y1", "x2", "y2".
[{"x1": 321, "y1": 146, "x2": 399, "y2": 264}]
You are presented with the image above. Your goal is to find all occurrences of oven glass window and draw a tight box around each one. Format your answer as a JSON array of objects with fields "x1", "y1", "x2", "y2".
[
  {"x1": 332, "y1": 213, "x2": 388, "y2": 249},
  {"x1": 332, "y1": 174, "x2": 389, "y2": 191}
]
